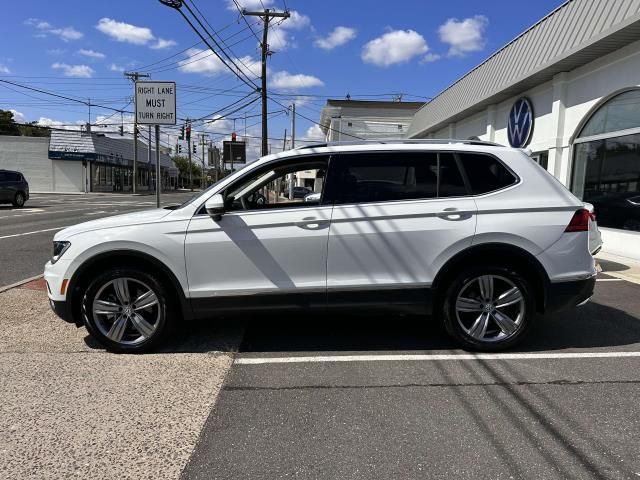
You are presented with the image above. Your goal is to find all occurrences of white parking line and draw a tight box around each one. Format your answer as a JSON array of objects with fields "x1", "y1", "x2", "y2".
[
  {"x1": 596, "y1": 278, "x2": 624, "y2": 282},
  {"x1": 0, "y1": 226, "x2": 66, "y2": 240},
  {"x1": 235, "y1": 351, "x2": 640, "y2": 365}
]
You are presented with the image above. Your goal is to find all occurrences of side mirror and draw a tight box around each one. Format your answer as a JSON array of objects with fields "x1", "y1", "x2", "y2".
[{"x1": 205, "y1": 194, "x2": 225, "y2": 220}]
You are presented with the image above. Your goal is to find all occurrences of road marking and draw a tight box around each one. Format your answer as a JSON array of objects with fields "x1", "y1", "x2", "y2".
[
  {"x1": 0, "y1": 226, "x2": 66, "y2": 240},
  {"x1": 235, "y1": 351, "x2": 640, "y2": 365},
  {"x1": 596, "y1": 278, "x2": 624, "y2": 282}
]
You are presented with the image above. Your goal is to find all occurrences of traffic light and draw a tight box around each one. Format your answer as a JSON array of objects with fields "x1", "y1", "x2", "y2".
[
  {"x1": 231, "y1": 132, "x2": 237, "y2": 142},
  {"x1": 179, "y1": 126, "x2": 184, "y2": 140},
  {"x1": 186, "y1": 125, "x2": 191, "y2": 141},
  {"x1": 193, "y1": 144, "x2": 197, "y2": 154},
  {"x1": 178, "y1": 144, "x2": 182, "y2": 154},
  {"x1": 119, "y1": 125, "x2": 124, "y2": 136}
]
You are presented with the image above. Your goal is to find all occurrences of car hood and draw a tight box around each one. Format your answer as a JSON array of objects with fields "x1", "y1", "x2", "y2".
[{"x1": 54, "y1": 208, "x2": 172, "y2": 240}]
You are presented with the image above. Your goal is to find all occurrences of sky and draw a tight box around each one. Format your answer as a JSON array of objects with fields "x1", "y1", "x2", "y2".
[{"x1": 0, "y1": 0, "x2": 566, "y2": 161}]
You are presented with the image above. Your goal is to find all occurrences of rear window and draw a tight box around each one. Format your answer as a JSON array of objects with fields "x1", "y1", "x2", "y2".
[{"x1": 458, "y1": 153, "x2": 516, "y2": 194}]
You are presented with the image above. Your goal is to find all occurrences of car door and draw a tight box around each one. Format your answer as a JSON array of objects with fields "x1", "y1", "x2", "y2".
[
  {"x1": 326, "y1": 151, "x2": 477, "y2": 303},
  {"x1": 184, "y1": 156, "x2": 332, "y2": 316},
  {"x1": 0, "y1": 172, "x2": 9, "y2": 202}
]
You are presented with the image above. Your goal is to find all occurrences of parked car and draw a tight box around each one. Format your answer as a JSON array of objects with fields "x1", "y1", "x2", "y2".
[
  {"x1": 303, "y1": 192, "x2": 321, "y2": 203},
  {"x1": 292, "y1": 186, "x2": 311, "y2": 199},
  {"x1": 45, "y1": 140, "x2": 597, "y2": 353},
  {"x1": 0, "y1": 169, "x2": 29, "y2": 207}
]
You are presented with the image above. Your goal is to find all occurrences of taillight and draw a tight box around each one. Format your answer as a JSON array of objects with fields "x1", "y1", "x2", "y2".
[{"x1": 565, "y1": 209, "x2": 590, "y2": 232}]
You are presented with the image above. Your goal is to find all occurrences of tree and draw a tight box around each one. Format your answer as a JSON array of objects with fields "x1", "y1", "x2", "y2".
[
  {"x1": 0, "y1": 109, "x2": 20, "y2": 136},
  {"x1": 172, "y1": 156, "x2": 202, "y2": 188}
]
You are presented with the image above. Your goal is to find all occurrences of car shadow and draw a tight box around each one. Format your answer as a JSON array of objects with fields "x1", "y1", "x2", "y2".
[{"x1": 238, "y1": 301, "x2": 640, "y2": 354}]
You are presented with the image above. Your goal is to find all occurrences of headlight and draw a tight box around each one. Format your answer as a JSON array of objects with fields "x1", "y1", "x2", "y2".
[{"x1": 52, "y1": 241, "x2": 71, "y2": 264}]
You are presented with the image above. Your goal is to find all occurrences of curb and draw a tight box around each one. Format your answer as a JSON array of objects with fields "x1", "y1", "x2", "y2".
[{"x1": 0, "y1": 274, "x2": 45, "y2": 294}]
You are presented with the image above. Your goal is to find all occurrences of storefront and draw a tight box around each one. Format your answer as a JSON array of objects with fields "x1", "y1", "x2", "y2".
[
  {"x1": 407, "y1": 0, "x2": 640, "y2": 259},
  {"x1": 49, "y1": 130, "x2": 178, "y2": 193}
]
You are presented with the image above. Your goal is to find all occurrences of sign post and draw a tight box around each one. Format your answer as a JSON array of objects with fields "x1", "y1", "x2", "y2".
[{"x1": 134, "y1": 81, "x2": 177, "y2": 207}]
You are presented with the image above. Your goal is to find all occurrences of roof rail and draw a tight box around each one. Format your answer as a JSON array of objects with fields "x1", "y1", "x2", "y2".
[{"x1": 295, "y1": 138, "x2": 504, "y2": 149}]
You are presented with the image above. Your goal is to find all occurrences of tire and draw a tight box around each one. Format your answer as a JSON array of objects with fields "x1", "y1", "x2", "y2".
[
  {"x1": 12, "y1": 192, "x2": 25, "y2": 208},
  {"x1": 442, "y1": 266, "x2": 535, "y2": 351},
  {"x1": 81, "y1": 267, "x2": 174, "y2": 353}
]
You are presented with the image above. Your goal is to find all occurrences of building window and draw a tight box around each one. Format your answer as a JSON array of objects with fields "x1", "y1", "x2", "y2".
[{"x1": 571, "y1": 89, "x2": 640, "y2": 231}]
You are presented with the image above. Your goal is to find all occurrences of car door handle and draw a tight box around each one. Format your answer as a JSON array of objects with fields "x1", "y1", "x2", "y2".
[
  {"x1": 436, "y1": 208, "x2": 464, "y2": 220},
  {"x1": 295, "y1": 217, "x2": 329, "y2": 230}
]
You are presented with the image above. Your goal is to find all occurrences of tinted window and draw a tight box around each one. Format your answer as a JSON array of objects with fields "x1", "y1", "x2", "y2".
[
  {"x1": 0, "y1": 172, "x2": 6, "y2": 182},
  {"x1": 459, "y1": 153, "x2": 516, "y2": 194},
  {"x1": 7, "y1": 172, "x2": 20, "y2": 181},
  {"x1": 332, "y1": 152, "x2": 468, "y2": 204}
]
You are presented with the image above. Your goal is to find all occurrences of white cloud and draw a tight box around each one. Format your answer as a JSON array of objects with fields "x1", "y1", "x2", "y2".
[
  {"x1": 50, "y1": 27, "x2": 83, "y2": 41},
  {"x1": 362, "y1": 29, "x2": 429, "y2": 67},
  {"x1": 270, "y1": 71, "x2": 324, "y2": 90},
  {"x1": 178, "y1": 48, "x2": 261, "y2": 78},
  {"x1": 151, "y1": 38, "x2": 177, "y2": 49},
  {"x1": 0, "y1": 64, "x2": 10, "y2": 74},
  {"x1": 95, "y1": 18, "x2": 175, "y2": 49},
  {"x1": 78, "y1": 49, "x2": 105, "y2": 59},
  {"x1": 109, "y1": 63, "x2": 125, "y2": 72},
  {"x1": 25, "y1": 18, "x2": 83, "y2": 41},
  {"x1": 203, "y1": 114, "x2": 233, "y2": 133},
  {"x1": 47, "y1": 48, "x2": 66, "y2": 55},
  {"x1": 35, "y1": 117, "x2": 83, "y2": 130},
  {"x1": 51, "y1": 62, "x2": 94, "y2": 78},
  {"x1": 421, "y1": 52, "x2": 441, "y2": 63},
  {"x1": 301, "y1": 124, "x2": 325, "y2": 142},
  {"x1": 226, "y1": 0, "x2": 273, "y2": 11},
  {"x1": 439, "y1": 15, "x2": 488, "y2": 56},
  {"x1": 314, "y1": 26, "x2": 357, "y2": 50},
  {"x1": 9, "y1": 109, "x2": 24, "y2": 122},
  {"x1": 267, "y1": 10, "x2": 310, "y2": 51}
]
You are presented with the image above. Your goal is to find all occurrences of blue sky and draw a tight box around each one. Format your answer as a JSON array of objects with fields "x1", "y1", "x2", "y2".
[{"x1": 1, "y1": 0, "x2": 565, "y2": 157}]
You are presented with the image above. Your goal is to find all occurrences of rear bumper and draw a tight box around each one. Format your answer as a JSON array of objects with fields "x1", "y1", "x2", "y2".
[{"x1": 545, "y1": 275, "x2": 596, "y2": 313}]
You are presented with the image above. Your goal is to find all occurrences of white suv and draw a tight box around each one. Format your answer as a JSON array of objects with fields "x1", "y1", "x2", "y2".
[{"x1": 45, "y1": 140, "x2": 597, "y2": 353}]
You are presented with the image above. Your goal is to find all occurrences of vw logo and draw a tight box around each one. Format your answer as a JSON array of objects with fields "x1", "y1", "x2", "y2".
[{"x1": 507, "y1": 97, "x2": 534, "y2": 148}]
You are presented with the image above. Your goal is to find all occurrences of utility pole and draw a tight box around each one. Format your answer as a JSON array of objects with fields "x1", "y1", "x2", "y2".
[
  {"x1": 186, "y1": 120, "x2": 192, "y2": 191},
  {"x1": 289, "y1": 103, "x2": 295, "y2": 199},
  {"x1": 200, "y1": 133, "x2": 207, "y2": 188},
  {"x1": 124, "y1": 71, "x2": 150, "y2": 194},
  {"x1": 242, "y1": 8, "x2": 290, "y2": 156},
  {"x1": 148, "y1": 125, "x2": 152, "y2": 192}
]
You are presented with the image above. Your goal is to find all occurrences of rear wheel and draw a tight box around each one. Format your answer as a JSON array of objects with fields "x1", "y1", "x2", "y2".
[
  {"x1": 81, "y1": 267, "x2": 173, "y2": 353},
  {"x1": 442, "y1": 266, "x2": 535, "y2": 351},
  {"x1": 12, "y1": 192, "x2": 25, "y2": 208}
]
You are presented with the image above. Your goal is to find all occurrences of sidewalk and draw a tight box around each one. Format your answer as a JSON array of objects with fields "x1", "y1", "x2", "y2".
[{"x1": 596, "y1": 251, "x2": 640, "y2": 285}]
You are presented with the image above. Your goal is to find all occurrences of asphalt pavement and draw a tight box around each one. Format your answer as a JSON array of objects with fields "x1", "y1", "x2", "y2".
[
  {"x1": 0, "y1": 191, "x2": 197, "y2": 288},
  {"x1": 182, "y1": 278, "x2": 640, "y2": 480}
]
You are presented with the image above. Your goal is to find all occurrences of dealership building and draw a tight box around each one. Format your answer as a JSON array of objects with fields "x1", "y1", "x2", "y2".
[{"x1": 407, "y1": 0, "x2": 640, "y2": 260}]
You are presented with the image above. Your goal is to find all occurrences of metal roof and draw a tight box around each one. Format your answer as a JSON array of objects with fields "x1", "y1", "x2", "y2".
[{"x1": 407, "y1": 0, "x2": 640, "y2": 137}]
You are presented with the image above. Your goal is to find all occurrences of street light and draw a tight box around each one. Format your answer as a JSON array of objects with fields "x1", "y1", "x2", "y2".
[{"x1": 158, "y1": 0, "x2": 182, "y2": 8}]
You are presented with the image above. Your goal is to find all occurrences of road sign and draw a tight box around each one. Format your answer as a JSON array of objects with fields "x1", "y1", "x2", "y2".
[
  {"x1": 135, "y1": 81, "x2": 176, "y2": 125},
  {"x1": 223, "y1": 141, "x2": 246, "y2": 164}
]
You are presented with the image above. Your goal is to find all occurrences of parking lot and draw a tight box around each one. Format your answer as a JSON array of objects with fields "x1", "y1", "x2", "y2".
[{"x1": 1, "y1": 195, "x2": 640, "y2": 479}]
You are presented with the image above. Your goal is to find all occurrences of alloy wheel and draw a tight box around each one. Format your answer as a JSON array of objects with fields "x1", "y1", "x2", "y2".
[
  {"x1": 92, "y1": 277, "x2": 161, "y2": 345},
  {"x1": 455, "y1": 274, "x2": 525, "y2": 343}
]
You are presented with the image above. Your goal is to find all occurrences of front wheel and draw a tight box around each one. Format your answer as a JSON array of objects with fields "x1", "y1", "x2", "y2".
[
  {"x1": 12, "y1": 192, "x2": 25, "y2": 207},
  {"x1": 442, "y1": 267, "x2": 535, "y2": 351},
  {"x1": 81, "y1": 268, "x2": 173, "y2": 353}
]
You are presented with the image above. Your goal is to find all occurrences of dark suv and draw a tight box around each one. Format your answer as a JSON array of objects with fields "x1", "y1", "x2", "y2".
[{"x1": 0, "y1": 169, "x2": 29, "y2": 207}]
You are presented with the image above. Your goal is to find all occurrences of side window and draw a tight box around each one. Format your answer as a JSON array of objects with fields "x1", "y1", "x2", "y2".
[
  {"x1": 332, "y1": 152, "x2": 469, "y2": 204},
  {"x1": 334, "y1": 152, "x2": 438, "y2": 204},
  {"x1": 0, "y1": 172, "x2": 6, "y2": 182},
  {"x1": 224, "y1": 157, "x2": 329, "y2": 212},
  {"x1": 458, "y1": 153, "x2": 516, "y2": 194}
]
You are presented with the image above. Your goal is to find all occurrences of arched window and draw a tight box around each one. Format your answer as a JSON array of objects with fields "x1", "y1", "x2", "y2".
[{"x1": 571, "y1": 89, "x2": 640, "y2": 232}]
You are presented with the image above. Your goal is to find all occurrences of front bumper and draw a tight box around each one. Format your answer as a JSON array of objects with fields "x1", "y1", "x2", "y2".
[
  {"x1": 49, "y1": 298, "x2": 75, "y2": 324},
  {"x1": 546, "y1": 275, "x2": 596, "y2": 313}
]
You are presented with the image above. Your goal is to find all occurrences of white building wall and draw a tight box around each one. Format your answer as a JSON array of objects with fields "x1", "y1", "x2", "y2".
[
  {"x1": 0, "y1": 136, "x2": 85, "y2": 193},
  {"x1": 423, "y1": 38, "x2": 640, "y2": 259}
]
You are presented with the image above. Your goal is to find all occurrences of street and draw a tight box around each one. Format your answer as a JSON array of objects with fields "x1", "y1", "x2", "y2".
[{"x1": 0, "y1": 192, "x2": 196, "y2": 288}]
